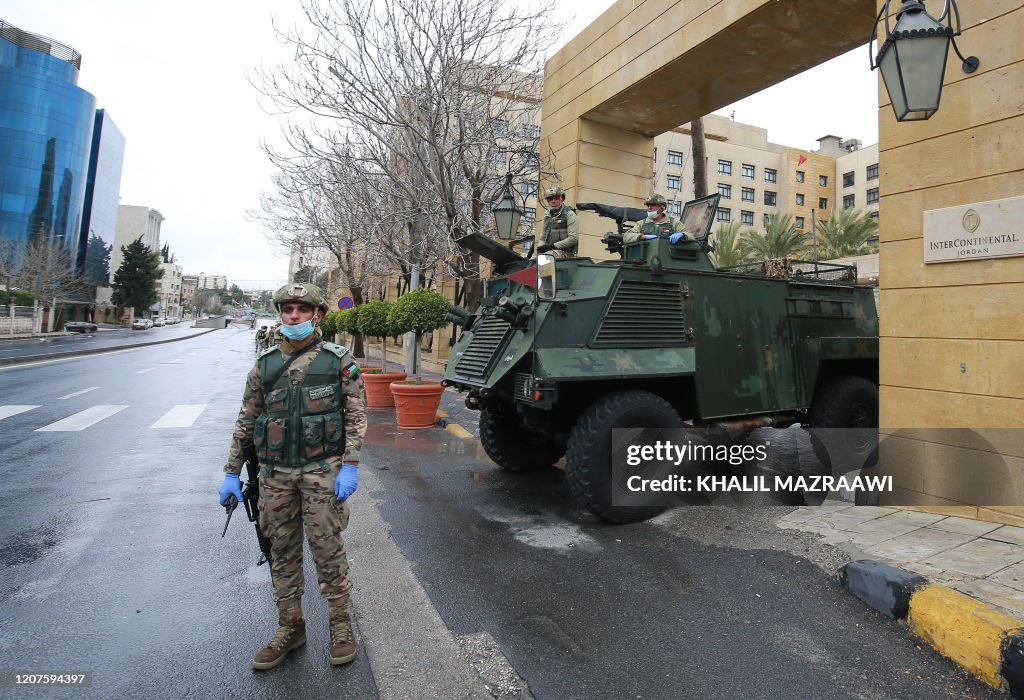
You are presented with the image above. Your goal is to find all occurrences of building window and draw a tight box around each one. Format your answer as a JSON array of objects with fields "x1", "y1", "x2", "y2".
[
  {"x1": 718, "y1": 159, "x2": 732, "y2": 175},
  {"x1": 764, "y1": 191, "x2": 777, "y2": 206},
  {"x1": 653, "y1": 147, "x2": 657, "y2": 161},
  {"x1": 522, "y1": 207, "x2": 536, "y2": 226},
  {"x1": 491, "y1": 118, "x2": 508, "y2": 136},
  {"x1": 667, "y1": 150, "x2": 683, "y2": 167},
  {"x1": 741, "y1": 210, "x2": 754, "y2": 225},
  {"x1": 741, "y1": 163, "x2": 754, "y2": 179},
  {"x1": 741, "y1": 187, "x2": 754, "y2": 203},
  {"x1": 843, "y1": 171, "x2": 855, "y2": 188},
  {"x1": 819, "y1": 197, "x2": 828, "y2": 209},
  {"x1": 666, "y1": 175, "x2": 681, "y2": 191},
  {"x1": 718, "y1": 183, "x2": 731, "y2": 199},
  {"x1": 519, "y1": 181, "x2": 537, "y2": 198},
  {"x1": 796, "y1": 170, "x2": 805, "y2": 183},
  {"x1": 867, "y1": 187, "x2": 879, "y2": 205},
  {"x1": 819, "y1": 175, "x2": 828, "y2": 187},
  {"x1": 870, "y1": 210, "x2": 879, "y2": 219},
  {"x1": 764, "y1": 168, "x2": 777, "y2": 183},
  {"x1": 521, "y1": 124, "x2": 540, "y2": 140},
  {"x1": 867, "y1": 163, "x2": 878, "y2": 181},
  {"x1": 795, "y1": 193, "x2": 805, "y2": 206},
  {"x1": 667, "y1": 201, "x2": 681, "y2": 215},
  {"x1": 716, "y1": 207, "x2": 731, "y2": 222},
  {"x1": 795, "y1": 216, "x2": 805, "y2": 229},
  {"x1": 843, "y1": 194, "x2": 855, "y2": 209},
  {"x1": 763, "y1": 213, "x2": 771, "y2": 227}
]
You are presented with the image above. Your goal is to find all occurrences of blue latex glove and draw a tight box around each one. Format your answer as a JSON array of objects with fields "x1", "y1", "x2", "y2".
[
  {"x1": 641, "y1": 234, "x2": 657, "y2": 240},
  {"x1": 669, "y1": 232, "x2": 686, "y2": 244},
  {"x1": 334, "y1": 464, "x2": 359, "y2": 502},
  {"x1": 219, "y1": 474, "x2": 243, "y2": 506}
]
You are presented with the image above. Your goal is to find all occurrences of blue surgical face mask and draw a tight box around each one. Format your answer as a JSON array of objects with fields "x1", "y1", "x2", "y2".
[{"x1": 280, "y1": 320, "x2": 314, "y2": 340}]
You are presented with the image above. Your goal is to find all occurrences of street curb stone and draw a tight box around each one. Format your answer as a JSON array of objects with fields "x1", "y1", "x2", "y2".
[
  {"x1": 840, "y1": 559, "x2": 1024, "y2": 696},
  {"x1": 0, "y1": 328, "x2": 218, "y2": 366}
]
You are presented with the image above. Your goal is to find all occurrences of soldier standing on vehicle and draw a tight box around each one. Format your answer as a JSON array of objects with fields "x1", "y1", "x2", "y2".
[
  {"x1": 536, "y1": 185, "x2": 579, "y2": 259},
  {"x1": 623, "y1": 194, "x2": 690, "y2": 244},
  {"x1": 218, "y1": 282, "x2": 367, "y2": 671}
]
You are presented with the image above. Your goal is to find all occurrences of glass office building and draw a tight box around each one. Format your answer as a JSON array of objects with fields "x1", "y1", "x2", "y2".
[
  {"x1": 79, "y1": 109, "x2": 124, "y2": 290},
  {"x1": 0, "y1": 19, "x2": 96, "y2": 269}
]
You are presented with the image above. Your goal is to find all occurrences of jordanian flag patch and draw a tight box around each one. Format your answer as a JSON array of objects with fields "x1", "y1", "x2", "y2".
[{"x1": 343, "y1": 363, "x2": 360, "y2": 380}]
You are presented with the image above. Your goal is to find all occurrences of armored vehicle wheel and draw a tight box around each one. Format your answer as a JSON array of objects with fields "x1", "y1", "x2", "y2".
[
  {"x1": 808, "y1": 376, "x2": 879, "y2": 470},
  {"x1": 480, "y1": 402, "x2": 564, "y2": 471},
  {"x1": 566, "y1": 390, "x2": 682, "y2": 524}
]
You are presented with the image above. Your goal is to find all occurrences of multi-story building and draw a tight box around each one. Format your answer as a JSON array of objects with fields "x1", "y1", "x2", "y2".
[
  {"x1": 196, "y1": 272, "x2": 227, "y2": 290},
  {"x1": 647, "y1": 114, "x2": 879, "y2": 239},
  {"x1": 0, "y1": 19, "x2": 97, "y2": 275},
  {"x1": 180, "y1": 275, "x2": 197, "y2": 316},
  {"x1": 80, "y1": 109, "x2": 126, "y2": 307},
  {"x1": 158, "y1": 262, "x2": 182, "y2": 320},
  {"x1": 112, "y1": 205, "x2": 163, "y2": 274}
]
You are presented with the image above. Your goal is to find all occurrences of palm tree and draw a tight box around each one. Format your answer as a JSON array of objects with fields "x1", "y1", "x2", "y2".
[
  {"x1": 709, "y1": 220, "x2": 750, "y2": 268},
  {"x1": 739, "y1": 214, "x2": 808, "y2": 260},
  {"x1": 814, "y1": 208, "x2": 879, "y2": 259}
]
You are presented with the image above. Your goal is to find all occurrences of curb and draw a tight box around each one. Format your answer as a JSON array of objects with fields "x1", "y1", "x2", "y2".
[
  {"x1": 840, "y1": 560, "x2": 1024, "y2": 696},
  {"x1": 0, "y1": 328, "x2": 219, "y2": 367}
]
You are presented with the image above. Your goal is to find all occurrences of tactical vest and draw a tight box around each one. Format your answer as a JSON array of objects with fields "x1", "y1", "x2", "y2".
[
  {"x1": 636, "y1": 216, "x2": 679, "y2": 238},
  {"x1": 253, "y1": 344, "x2": 348, "y2": 469},
  {"x1": 543, "y1": 206, "x2": 575, "y2": 244}
]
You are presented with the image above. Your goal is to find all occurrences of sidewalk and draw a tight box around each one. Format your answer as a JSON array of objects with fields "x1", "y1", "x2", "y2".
[{"x1": 779, "y1": 504, "x2": 1024, "y2": 694}]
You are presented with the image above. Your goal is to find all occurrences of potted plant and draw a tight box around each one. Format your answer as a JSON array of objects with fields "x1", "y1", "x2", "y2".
[
  {"x1": 357, "y1": 299, "x2": 406, "y2": 408},
  {"x1": 387, "y1": 288, "x2": 450, "y2": 429}
]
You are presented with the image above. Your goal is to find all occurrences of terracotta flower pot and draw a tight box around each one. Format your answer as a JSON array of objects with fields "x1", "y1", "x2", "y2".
[
  {"x1": 390, "y1": 381, "x2": 444, "y2": 429},
  {"x1": 362, "y1": 371, "x2": 407, "y2": 408}
]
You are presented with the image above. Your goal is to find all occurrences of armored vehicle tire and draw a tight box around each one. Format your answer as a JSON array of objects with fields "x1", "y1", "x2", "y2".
[
  {"x1": 566, "y1": 390, "x2": 682, "y2": 524},
  {"x1": 808, "y1": 376, "x2": 879, "y2": 470},
  {"x1": 480, "y1": 402, "x2": 564, "y2": 471}
]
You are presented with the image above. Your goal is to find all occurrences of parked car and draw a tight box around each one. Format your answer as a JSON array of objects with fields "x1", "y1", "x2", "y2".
[
  {"x1": 64, "y1": 321, "x2": 98, "y2": 333},
  {"x1": 166, "y1": 317, "x2": 179, "y2": 324},
  {"x1": 132, "y1": 318, "x2": 153, "y2": 330},
  {"x1": 151, "y1": 318, "x2": 165, "y2": 327}
]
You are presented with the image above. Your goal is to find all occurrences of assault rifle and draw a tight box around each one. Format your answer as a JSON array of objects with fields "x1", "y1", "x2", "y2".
[
  {"x1": 221, "y1": 444, "x2": 273, "y2": 567},
  {"x1": 576, "y1": 202, "x2": 649, "y2": 255}
]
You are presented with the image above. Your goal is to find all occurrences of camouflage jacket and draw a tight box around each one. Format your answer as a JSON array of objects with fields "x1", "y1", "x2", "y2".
[
  {"x1": 541, "y1": 206, "x2": 580, "y2": 252},
  {"x1": 224, "y1": 339, "x2": 367, "y2": 476},
  {"x1": 623, "y1": 214, "x2": 686, "y2": 243}
]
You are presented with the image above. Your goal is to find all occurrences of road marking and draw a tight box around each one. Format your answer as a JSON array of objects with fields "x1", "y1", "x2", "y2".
[
  {"x1": 168, "y1": 359, "x2": 182, "y2": 363},
  {"x1": 446, "y1": 423, "x2": 473, "y2": 440},
  {"x1": 436, "y1": 409, "x2": 449, "y2": 418},
  {"x1": 137, "y1": 368, "x2": 155, "y2": 374},
  {"x1": 57, "y1": 387, "x2": 99, "y2": 400},
  {"x1": 151, "y1": 404, "x2": 206, "y2": 428},
  {"x1": 36, "y1": 405, "x2": 128, "y2": 432},
  {"x1": 0, "y1": 405, "x2": 40, "y2": 421}
]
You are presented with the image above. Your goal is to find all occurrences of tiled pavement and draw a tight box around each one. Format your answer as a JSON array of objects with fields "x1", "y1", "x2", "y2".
[{"x1": 779, "y1": 504, "x2": 1024, "y2": 619}]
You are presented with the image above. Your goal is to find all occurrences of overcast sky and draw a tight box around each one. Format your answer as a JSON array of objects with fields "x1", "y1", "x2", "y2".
[{"x1": 7, "y1": 1, "x2": 877, "y2": 291}]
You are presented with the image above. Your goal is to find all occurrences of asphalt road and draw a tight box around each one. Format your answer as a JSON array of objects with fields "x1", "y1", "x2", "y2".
[{"x1": 0, "y1": 328, "x2": 1000, "y2": 699}]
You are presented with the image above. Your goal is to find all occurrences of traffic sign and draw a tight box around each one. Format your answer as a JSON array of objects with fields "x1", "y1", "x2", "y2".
[{"x1": 338, "y1": 296, "x2": 354, "y2": 310}]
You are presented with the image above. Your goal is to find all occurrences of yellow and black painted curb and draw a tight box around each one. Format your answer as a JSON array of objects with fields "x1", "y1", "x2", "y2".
[{"x1": 840, "y1": 560, "x2": 1024, "y2": 696}]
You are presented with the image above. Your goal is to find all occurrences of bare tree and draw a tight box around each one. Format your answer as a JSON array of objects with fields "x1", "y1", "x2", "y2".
[
  {"x1": 14, "y1": 237, "x2": 93, "y2": 332},
  {"x1": 253, "y1": 0, "x2": 561, "y2": 312}
]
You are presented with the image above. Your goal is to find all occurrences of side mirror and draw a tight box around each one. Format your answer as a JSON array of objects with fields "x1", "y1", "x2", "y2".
[{"x1": 537, "y1": 254, "x2": 556, "y2": 300}]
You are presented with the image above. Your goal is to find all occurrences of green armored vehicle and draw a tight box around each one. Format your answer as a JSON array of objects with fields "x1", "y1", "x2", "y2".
[{"x1": 444, "y1": 194, "x2": 879, "y2": 523}]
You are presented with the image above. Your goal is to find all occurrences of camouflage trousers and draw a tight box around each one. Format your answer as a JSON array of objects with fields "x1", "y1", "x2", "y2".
[
  {"x1": 548, "y1": 248, "x2": 576, "y2": 260},
  {"x1": 259, "y1": 467, "x2": 352, "y2": 605}
]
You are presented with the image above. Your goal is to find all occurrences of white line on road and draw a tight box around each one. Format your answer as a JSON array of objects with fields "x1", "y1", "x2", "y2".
[
  {"x1": 151, "y1": 404, "x2": 206, "y2": 429},
  {"x1": 168, "y1": 359, "x2": 182, "y2": 363},
  {"x1": 0, "y1": 405, "x2": 40, "y2": 421},
  {"x1": 57, "y1": 387, "x2": 99, "y2": 400},
  {"x1": 137, "y1": 368, "x2": 155, "y2": 374},
  {"x1": 36, "y1": 405, "x2": 128, "y2": 432}
]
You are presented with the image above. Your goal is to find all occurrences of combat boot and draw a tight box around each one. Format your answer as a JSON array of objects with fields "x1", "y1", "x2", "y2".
[
  {"x1": 328, "y1": 600, "x2": 356, "y2": 665},
  {"x1": 252, "y1": 601, "x2": 306, "y2": 671}
]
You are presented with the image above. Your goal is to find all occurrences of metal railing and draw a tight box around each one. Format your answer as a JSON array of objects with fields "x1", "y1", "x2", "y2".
[{"x1": 0, "y1": 19, "x2": 82, "y2": 69}]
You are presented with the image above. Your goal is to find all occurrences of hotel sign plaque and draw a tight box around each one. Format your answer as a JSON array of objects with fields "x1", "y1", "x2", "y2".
[{"x1": 923, "y1": 195, "x2": 1024, "y2": 264}]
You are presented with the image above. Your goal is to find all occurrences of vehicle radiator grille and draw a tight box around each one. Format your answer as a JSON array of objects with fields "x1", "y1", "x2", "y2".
[
  {"x1": 591, "y1": 279, "x2": 687, "y2": 348},
  {"x1": 514, "y1": 372, "x2": 533, "y2": 400},
  {"x1": 454, "y1": 315, "x2": 512, "y2": 378}
]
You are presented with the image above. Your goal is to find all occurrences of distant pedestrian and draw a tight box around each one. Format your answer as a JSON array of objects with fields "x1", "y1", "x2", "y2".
[{"x1": 218, "y1": 282, "x2": 367, "y2": 670}]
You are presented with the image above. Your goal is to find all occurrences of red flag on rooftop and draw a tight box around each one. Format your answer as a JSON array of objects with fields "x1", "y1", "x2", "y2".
[
  {"x1": 504, "y1": 265, "x2": 537, "y2": 289},
  {"x1": 797, "y1": 154, "x2": 807, "y2": 166}
]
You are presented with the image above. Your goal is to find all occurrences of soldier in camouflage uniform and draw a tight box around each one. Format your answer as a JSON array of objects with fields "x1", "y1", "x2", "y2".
[
  {"x1": 218, "y1": 282, "x2": 367, "y2": 671},
  {"x1": 536, "y1": 185, "x2": 579, "y2": 259},
  {"x1": 623, "y1": 193, "x2": 690, "y2": 244}
]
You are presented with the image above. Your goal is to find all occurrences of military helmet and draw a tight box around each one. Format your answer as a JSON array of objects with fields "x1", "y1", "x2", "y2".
[
  {"x1": 644, "y1": 193, "x2": 668, "y2": 208},
  {"x1": 543, "y1": 185, "x2": 566, "y2": 202},
  {"x1": 273, "y1": 282, "x2": 329, "y2": 315}
]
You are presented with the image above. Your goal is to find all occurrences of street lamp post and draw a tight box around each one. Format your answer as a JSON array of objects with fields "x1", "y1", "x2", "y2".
[{"x1": 869, "y1": 0, "x2": 979, "y2": 122}]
